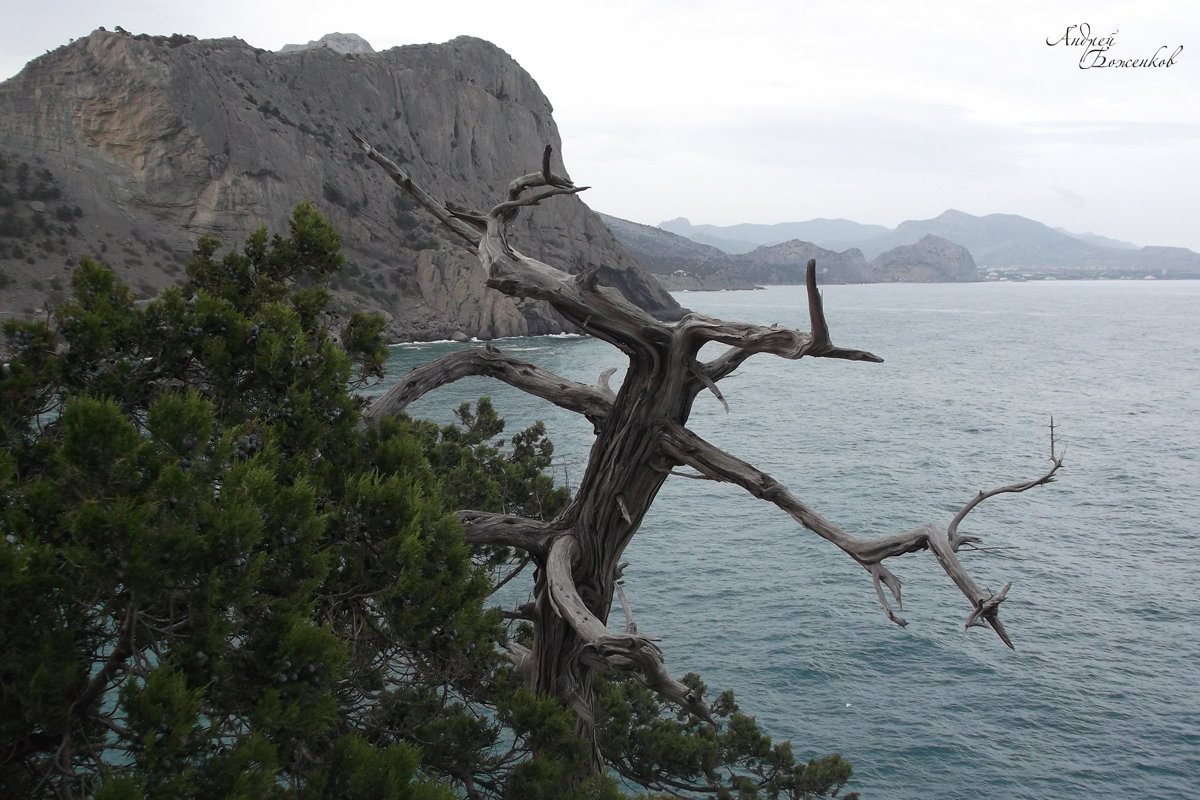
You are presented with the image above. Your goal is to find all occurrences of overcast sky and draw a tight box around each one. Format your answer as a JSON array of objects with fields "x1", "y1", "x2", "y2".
[{"x1": 3, "y1": 0, "x2": 1197, "y2": 249}]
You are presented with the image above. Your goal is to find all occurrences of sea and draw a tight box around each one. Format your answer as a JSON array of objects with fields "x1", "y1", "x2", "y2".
[{"x1": 366, "y1": 280, "x2": 1200, "y2": 800}]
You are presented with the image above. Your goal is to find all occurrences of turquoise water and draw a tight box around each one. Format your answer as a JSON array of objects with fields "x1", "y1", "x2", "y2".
[{"x1": 368, "y1": 280, "x2": 1200, "y2": 799}]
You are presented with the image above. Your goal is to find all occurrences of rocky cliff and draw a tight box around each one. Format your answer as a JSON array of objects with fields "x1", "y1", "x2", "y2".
[
  {"x1": 0, "y1": 29, "x2": 681, "y2": 339},
  {"x1": 280, "y1": 33, "x2": 375, "y2": 55}
]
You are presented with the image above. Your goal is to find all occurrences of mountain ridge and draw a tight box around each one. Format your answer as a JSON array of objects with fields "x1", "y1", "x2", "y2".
[
  {"x1": 602, "y1": 214, "x2": 979, "y2": 288},
  {"x1": 655, "y1": 209, "x2": 1200, "y2": 277}
]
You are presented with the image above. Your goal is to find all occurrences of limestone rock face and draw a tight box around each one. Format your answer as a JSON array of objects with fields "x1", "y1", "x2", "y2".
[
  {"x1": 0, "y1": 30, "x2": 680, "y2": 338},
  {"x1": 280, "y1": 33, "x2": 375, "y2": 54}
]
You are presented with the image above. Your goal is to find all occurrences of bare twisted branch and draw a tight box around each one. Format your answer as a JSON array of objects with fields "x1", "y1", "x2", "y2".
[
  {"x1": 457, "y1": 512, "x2": 556, "y2": 557},
  {"x1": 659, "y1": 422, "x2": 1063, "y2": 647},
  {"x1": 697, "y1": 261, "x2": 882, "y2": 385},
  {"x1": 349, "y1": 130, "x2": 482, "y2": 246},
  {"x1": 363, "y1": 345, "x2": 614, "y2": 429}
]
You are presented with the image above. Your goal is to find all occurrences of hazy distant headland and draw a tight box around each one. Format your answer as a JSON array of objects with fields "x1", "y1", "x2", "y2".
[{"x1": 601, "y1": 210, "x2": 1200, "y2": 290}]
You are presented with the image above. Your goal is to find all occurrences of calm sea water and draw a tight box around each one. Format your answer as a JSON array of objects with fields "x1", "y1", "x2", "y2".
[{"x1": 369, "y1": 280, "x2": 1200, "y2": 800}]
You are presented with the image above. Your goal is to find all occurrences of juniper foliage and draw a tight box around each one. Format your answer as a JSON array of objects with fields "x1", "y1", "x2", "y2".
[{"x1": 0, "y1": 204, "x2": 856, "y2": 799}]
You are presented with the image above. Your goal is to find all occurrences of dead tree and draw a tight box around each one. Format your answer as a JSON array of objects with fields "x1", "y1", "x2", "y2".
[{"x1": 352, "y1": 134, "x2": 1063, "y2": 760}]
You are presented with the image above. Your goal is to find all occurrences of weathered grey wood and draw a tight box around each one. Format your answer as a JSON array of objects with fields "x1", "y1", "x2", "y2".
[
  {"x1": 362, "y1": 346, "x2": 614, "y2": 430},
  {"x1": 354, "y1": 132, "x2": 1063, "y2": 760}
]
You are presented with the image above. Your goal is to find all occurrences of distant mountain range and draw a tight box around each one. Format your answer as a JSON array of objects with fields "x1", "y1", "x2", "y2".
[
  {"x1": 644, "y1": 211, "x2": 1200, "y2": 285},
  {"x1": 658, "y1": 217, "x2": 891, "y2": 255},
  {"x1": 599, "y1": 214, "x2": 979, "y2": 289}
]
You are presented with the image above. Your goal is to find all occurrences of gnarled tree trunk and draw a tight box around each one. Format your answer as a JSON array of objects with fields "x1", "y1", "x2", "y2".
[{"x1": 353, "y1": 135, "x2": 1063, "y2": 767}]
